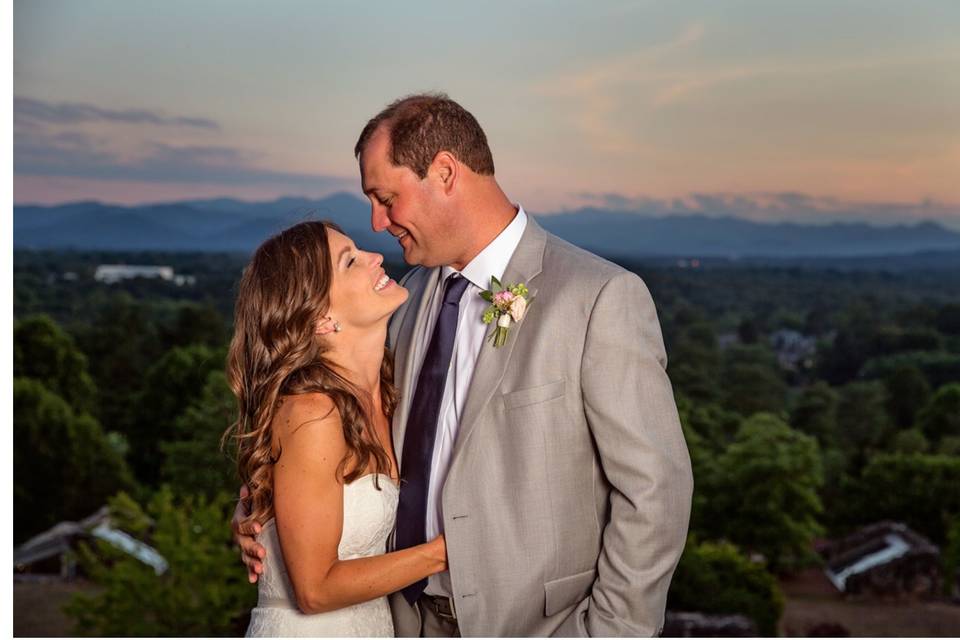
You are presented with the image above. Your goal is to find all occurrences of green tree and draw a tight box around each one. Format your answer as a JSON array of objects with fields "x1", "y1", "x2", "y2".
[
  {"x1": 817, "y1": 301, "x2": 880, "y2": 384},
  {"x1": 670, "y1": 303, "x2": 708, "y2": 331},
  {"x1": 803, "y1": 306, "x2": 831, "y2": 337},
  {"x1": 883, "y1": 364, "x2": 931, "y2": 429},
  {"x1": 789, "y1": 382, "x2": 848, "y2": 519},
  {"x1": 711, "y1": 414, "x2": 824, "y2": 572},
  {"x1": 916, "y1": 383, "x2": 960, "y2": 446},
  {"x1": 679, "y1": 399, "x2": 741, "y2": 447},
  {"x1": 790, "y1": 381, "x2": 839, "y2": 446},
  {"x1": 160, "y1": 371, "x2": 238, "y2": 498},
  {"x1": 676, "y1": 397, "x2": 721, "y2": 540},
  {"x1": 668, "y1": 538, "x2": 784, "y2": 636},
  {"x1": 14, "y1": 378, "x2": 134, "y2": 542},
  {"x1": 845, "y1": 453, "x2": 960, "y2": 543},
  {"x1": 668, "y1": 322, "x2": 723, "y2": 404},
  {"x1": 128, "y1": 344, "x2": 226, "y2": 484},
  {"x1": 890, "y1": 428, "x2": 929, "y2": 454},
  {"x1": 817, "y1": 446, "x2": 851, "y2": 528},
  {"x1": 874, "y1": 326, "x2": 943, "y2": 354},
  {"x1": 162, "y1": 303, "x2": 228, "y2": 350},
  {"x1": 66, "y1": 488, "x2": 256, "y2": 636},
  {"x1": 939, "y1": 436, "x2": 960, "y2": 456},
  {"x1": 936, "y1": 303, "x2": 960, "y2": 335},
  {"x1": 835, "y1": 381, "x2": 892, "y2": 471},
  {"x1": 14, "y1": 314, "x2": 98, "y2": 414},
  {"x1": 737, "y1": 318, "x2": 760, "y2": 344},
  {"x1": 860, "y1": 351, "x2": 960, "y2": 391},
  {"x1": 76, "y1": 295, "x2": 163, "y2": 434},
  {"x1": 720, "y1": 346, "x2": 788, "y2": 417}
]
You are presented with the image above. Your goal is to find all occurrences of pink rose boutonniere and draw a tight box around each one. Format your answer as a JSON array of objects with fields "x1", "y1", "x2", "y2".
[{"x1": 479, "y1": 276, "x2": 532, "y2": 347}]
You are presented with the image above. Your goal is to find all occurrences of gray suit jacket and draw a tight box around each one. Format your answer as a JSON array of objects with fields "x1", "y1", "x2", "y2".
[{"x1": 387, "y1": 216, "x2": 693, "y2": 637}]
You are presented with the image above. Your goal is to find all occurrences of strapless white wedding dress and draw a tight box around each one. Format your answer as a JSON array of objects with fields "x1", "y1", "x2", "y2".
[{"x1": 245, "y1": 474, "x2": 399, "y2": 637}]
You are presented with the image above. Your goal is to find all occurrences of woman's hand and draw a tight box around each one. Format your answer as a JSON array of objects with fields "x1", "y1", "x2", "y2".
[{"x1": 424, "y1": 534, "x2": 448, "y2": 573}]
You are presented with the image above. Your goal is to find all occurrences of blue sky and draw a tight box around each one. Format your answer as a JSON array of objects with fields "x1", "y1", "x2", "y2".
[{"x1": 13, "y1": 1, "x2": 960, "y2": 226}]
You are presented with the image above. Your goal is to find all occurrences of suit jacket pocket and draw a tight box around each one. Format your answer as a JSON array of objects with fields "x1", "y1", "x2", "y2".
[
  {"x1": 503, "y1": 378, "x2": 566, "y2": 411},
  {"x1": 543, "y1": 567, "x2": 596, "y2": 617}
]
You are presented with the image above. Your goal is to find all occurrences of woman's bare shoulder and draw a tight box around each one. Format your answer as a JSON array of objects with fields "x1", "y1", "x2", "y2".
[{"x1": 272, "y1": 393, "x2": 345, "y2": 456}]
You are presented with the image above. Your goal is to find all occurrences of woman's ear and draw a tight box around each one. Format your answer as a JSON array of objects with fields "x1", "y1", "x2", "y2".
[{"x1": 315, "y1": 315, "x2": 341, "y2": 335}]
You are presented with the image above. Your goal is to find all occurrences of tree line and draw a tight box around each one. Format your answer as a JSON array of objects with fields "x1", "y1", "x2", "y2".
[{"x1": 13, "y1": 249, "x2": 960, "y2": 635}]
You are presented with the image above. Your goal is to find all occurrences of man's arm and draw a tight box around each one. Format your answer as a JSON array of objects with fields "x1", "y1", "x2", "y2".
[
  {"x1": 232, "y1": 484, "x2": 266, "y2": 583},
  {"x1": 557, "y1": 271, "x2": 693, "y2": 637}
]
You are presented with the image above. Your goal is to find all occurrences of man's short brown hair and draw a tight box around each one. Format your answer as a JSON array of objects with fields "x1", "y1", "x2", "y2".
[{"x1": 354, "y1": 93, "x2": 495, "y2": 178}]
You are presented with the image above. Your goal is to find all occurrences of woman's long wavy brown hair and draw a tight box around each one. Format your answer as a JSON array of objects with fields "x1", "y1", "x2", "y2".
[{"x1": 223, "y1": 221, "x2": 398, "y2": 526}]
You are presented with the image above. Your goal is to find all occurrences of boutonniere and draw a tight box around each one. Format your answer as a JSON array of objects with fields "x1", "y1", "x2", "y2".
[{"x1": 479, "y1": 276, "x2": 533, "y2": 347}]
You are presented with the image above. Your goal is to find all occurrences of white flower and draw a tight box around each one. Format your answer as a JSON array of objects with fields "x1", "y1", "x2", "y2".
[
  {"x1": 497, "y1": 313, "x2": 512, "y2": 328},
  {"x1": 508, "y1": 295, "x2": 527, "y2": 322}
]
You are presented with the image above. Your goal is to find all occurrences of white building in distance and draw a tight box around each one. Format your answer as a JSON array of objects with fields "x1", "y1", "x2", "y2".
[{"x1": 94, "y1": 265, "x2": 194, "y2": 286}]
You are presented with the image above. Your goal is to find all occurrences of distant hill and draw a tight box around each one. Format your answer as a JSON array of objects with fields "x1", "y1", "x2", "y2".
[
  {"x1": 540, "y1": 207, "x2": 960, "y2": 258},
  {"x1": 14, "y1": 193, "x2": 397, "y2": 255},
  {"x1": 14, "y1": 193, "x2": 960, "y2": 258}
]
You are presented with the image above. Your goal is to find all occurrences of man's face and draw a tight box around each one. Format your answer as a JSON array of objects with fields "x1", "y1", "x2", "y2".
[{"x1": 359, "y1": 126, "x2": 449, "y2": 267}]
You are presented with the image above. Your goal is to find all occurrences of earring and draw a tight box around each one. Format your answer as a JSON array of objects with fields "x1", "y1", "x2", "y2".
[{"x1": 319, "y1": 316, "x2": 341, "y2": 335}]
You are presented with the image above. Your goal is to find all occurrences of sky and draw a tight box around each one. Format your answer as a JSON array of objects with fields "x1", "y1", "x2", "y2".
[{"x1": 12, "y1": 0, "x2": 960, "y2": 227}]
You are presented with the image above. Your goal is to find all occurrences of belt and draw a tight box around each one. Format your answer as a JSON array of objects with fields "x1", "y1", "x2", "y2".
[{"x1": 420, "y1": 593, "x2": 457, "y2": 621}]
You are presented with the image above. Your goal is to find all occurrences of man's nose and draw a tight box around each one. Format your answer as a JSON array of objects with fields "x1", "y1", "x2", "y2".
[{"x1": 371, "y1": 205, "x2": 390, "y2": 233}]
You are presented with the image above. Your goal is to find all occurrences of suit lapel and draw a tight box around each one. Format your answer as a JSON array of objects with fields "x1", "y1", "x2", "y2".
[
  {"x1": 392, "y1": 266, "x2": 442, "y2": 468},
  {"x1": 450, "y1": 217, "x2": 547, "y2": 463}
]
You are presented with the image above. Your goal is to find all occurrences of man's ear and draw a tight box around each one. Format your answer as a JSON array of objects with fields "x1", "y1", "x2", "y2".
[{"x1": 429, "y1": 151, "x2": 458, "y2": 195}]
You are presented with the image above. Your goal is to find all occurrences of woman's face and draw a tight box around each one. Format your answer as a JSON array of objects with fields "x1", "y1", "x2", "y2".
[{"x1": 324, "y1": 228, "x2": 408, "y2": 332}]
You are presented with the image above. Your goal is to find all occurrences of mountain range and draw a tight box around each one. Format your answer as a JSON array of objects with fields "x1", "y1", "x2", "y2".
[{"x1": 14, "y1": 193, "x2": 960, "y2": 259}]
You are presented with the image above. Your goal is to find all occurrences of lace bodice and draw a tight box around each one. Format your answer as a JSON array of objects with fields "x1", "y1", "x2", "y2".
[{"x1": 246, "y1": 474, "x2": 399, "y2": 637}]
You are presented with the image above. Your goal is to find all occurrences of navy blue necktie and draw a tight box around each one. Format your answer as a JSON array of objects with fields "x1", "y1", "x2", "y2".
[{"x1": 395, "y1": 274, "x2": 470, "y2": 605}]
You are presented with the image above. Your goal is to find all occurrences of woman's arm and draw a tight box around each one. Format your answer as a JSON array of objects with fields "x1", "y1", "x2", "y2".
[{"x1": 273, "y1": 394, "x2": 445, "y2": 614}]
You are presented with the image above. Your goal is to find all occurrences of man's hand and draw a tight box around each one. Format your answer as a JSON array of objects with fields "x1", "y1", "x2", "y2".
[{"x1": 232, "y1": 484, "x2": 266, "y2": 583}]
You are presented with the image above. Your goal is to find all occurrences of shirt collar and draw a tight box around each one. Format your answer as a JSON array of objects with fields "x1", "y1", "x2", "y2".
[{"x1": 442, "y1": 205, "x2": 528, "y2": 290}]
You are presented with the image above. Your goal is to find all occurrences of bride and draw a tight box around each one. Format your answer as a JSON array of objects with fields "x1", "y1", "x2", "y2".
[{"x1": 224, "y1": 220, "x2": 445, "y2": 636}]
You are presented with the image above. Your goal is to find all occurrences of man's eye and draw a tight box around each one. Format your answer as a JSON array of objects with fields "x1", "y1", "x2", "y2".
[{"x1": 379, "y1": 197, "x2": 392, "y2": 206}]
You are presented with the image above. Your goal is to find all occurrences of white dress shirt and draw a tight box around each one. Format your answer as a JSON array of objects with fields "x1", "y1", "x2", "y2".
[{"x1": 408, "y1": 206, "x2": 528, "y2": 598}]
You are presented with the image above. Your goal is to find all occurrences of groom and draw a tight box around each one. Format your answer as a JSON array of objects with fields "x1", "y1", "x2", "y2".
[{"x1": 237, "y1": 93, "x2": 692, "y2": 636}]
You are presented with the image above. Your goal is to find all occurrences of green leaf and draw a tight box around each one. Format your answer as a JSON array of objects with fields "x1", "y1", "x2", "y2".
[
  {"x1": 490, "y1": 275, "x2": 502, "y2": 293},
  {"x1": 479, "y1": 290, "x2": 494, "y2": 303}
]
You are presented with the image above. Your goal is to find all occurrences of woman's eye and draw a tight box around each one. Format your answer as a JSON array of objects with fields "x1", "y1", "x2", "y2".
[{"x1": 347, "y1": 256, "x2": 356, "y2": 268}]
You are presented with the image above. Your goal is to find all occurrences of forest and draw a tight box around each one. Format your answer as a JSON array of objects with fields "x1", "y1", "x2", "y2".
[{"x1": 13, "y1": 248, "x2": 960, "y2": 636}]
